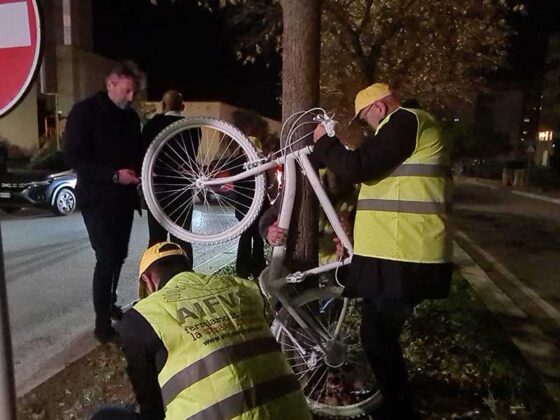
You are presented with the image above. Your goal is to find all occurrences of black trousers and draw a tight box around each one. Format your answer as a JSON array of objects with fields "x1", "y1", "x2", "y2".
[
  {"x1": 147, "y1": 210, "x2": 193, "y2": 270},
  {"x1": 360, "y1": 299, "x2": 416, "y2": 419},
  {"x1": 82, "y1": 207, "x2": 134, "y2": 330},
  {"x1": 236, "y1": 220, "x2": 265, "y2": 279}
]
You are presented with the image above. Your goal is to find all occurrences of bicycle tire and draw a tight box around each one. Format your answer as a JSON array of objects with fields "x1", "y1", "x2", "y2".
[
  {"x1": 142, "y1": 117, "x2": 266, "y2": 244},
  {"x1": 271, "y1": 286, "x2": 382, "y2": 418}
]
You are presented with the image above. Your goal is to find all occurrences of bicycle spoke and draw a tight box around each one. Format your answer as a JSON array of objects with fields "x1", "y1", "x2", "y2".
[
  {"x1": 143, "y1": 117, "x2": 266, "y2": 244},
  {"x1": 154, "y1": 158, "x2": 190, "y2": 180},
  {"x1": 305, "y1": 365, "x2": 328, "y2": 399},
  {"x1": 172, "y1": 194, "x2": 197, "y2": 228},
  {"x1": 176, "y1": 132, "x2": 200, "y2": 175},
  {"x1": 273, "y1": 289, "x2": 383, "y2": 415},
  {"x1": 160, "y1": 188, "x2": 193, "y2": 212},
  {"x1": 299, "y1": 305, "x2": 332, "y2": 340},
  {"x1": 295, "y1": 364, "x2": 321, "y2": 381},
  {"x1": 166, "y1": 193, "x2": 195, "y2": 220},
  {"x1": 314, "y1": 372, "x2": 329, "y2": 406},
  {"x1": 290, "y1": 326, "x2": 320, "y2": 346},
  {"x1": 213, "y1": 192, "x2": 251, "y2": 215}
]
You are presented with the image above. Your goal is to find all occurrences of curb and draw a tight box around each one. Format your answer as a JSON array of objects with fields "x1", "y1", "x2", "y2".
[
  {"x1": 16, "y1": 252, "x2": 237, "y2": 398},
  {"x1": 455, "y1": 230, "x2": 560, "y2": 329},
  {"x1": 453, "y1": 235, "x2": 560, "y2": 404},
  {"x1": 459, "y1": 178, "x2": 560, "y2": 206},
  {"x1": 16, "y1": 329, "x2": 98, "y2": 397},
  {"x1": 511, "y1": 190, "x2": 560, "y2": 205}
]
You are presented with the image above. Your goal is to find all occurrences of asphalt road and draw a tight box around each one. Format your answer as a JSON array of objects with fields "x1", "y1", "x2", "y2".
[
  {"x1": 0, "y1": 208, "x2": 238, "y2": 388},
  {"x1": 453, "y1": 180, "x2": 560, "y2": 323}
]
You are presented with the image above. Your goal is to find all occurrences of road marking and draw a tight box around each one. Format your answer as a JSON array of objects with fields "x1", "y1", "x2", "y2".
[
  {"x1": 455, "y1": 230, "x2": 560, "y2": 329},
  {"x1": 459, "y1": 177, "x2": 560, "y2": 205},
  {"x1": 461, "y1": 178, "x2": 499, "y2": 190},
  {"x1": 511, "y1": 190, "x2": 560, "y2": 206}
]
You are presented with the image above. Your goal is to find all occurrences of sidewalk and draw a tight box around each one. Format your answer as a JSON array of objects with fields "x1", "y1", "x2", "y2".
[{"x1": 452, "y1": 181, "x2": 560, "y2": 404}]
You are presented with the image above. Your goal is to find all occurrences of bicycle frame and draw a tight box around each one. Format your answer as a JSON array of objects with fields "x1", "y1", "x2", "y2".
[
  {"x1": 143, "y1": 115, "x2": 382, "y2": 414},
  {"x1": 202, "y1": 145, "x2": 354, "y2": 346}
]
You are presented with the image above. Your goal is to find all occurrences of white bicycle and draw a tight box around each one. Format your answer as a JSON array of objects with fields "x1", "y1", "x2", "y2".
[{"x1": 142, "y1": 111, "x2": 382, "y2": 418}]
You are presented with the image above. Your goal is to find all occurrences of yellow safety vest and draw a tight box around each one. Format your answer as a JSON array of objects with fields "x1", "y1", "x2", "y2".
[
  {"x1": 354, "y1": 107, "x2": 453, "y2": 263},
  {"x1": 134, "y1": 272, "x2": 311, "y2": 420},
  {"x1": 318, "y1": 196, "x2": 356, "y2": 265}
]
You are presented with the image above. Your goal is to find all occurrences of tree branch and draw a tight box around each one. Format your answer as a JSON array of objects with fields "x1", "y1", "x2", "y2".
[
  {"x1": 358, "y1": 0, "x2": 374, "y2": 34},
  {"x1": 323, "y1": 0, "x2": 369, "y2": 77}
]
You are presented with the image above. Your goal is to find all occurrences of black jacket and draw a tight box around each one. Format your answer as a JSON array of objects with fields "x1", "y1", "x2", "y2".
[
  {"x1": 313, "y1": 108, "x2": 417, "y2": 184},
  {"x1": 64, "y1": 92, "x2": 143, "y2": 211},
  {"x1": 117, "y1": 308, "x2": 167, "y2": 420},
  {"x1": 141, "y1": 113, "x2": 183, "y2": 153}
]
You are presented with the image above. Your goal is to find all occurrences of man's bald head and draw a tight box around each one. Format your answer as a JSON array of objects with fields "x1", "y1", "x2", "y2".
[{"x1": 161, "y1": 90, "x2": 184, "y2": 113}]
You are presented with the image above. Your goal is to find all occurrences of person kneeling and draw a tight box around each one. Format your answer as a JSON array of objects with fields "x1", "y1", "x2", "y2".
[{"x1": 92, "y1": 241, "x2": 311, "y2": 420}]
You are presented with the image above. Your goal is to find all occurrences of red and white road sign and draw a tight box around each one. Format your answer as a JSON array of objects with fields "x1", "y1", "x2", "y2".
[{"x1": 0, "y1": 0, "x2": 42, "y2": 117}]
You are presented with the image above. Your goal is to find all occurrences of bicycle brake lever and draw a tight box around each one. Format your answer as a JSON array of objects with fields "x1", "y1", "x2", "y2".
[
  {"x1": 286, "y1": 272, "x2": 306, "y2": 283},
  {"x1": 313, "y1": 113, "x2": 336, "y2": 137}
]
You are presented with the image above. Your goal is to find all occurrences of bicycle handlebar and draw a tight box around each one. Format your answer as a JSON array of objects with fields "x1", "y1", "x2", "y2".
[{"x1": 313, "y1": 113, "x2": 337, "y2": 137}]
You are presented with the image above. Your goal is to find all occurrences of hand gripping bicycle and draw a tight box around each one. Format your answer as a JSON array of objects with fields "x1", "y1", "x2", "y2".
[{"x1": 141, "y1": 111, "x2": 382, "y2": 418}]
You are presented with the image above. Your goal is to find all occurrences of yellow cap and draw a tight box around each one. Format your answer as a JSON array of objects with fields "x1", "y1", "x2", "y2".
[
  {"x1": 138, "y1": 242, "x2": 187, "y2": 298},
  {"x1": 352, "y1": 83, "x2": 392, "y2": 121}
]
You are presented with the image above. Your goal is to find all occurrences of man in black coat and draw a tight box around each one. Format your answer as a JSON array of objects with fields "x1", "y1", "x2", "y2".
[
  {"x1": 141, "y1": 90, "x2": 199, "y2": 269},
  {"x1": 65, "y1": 61, "x2": 145, "y2": 343}
]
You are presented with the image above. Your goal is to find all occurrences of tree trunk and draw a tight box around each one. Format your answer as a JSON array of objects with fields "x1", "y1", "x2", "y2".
[{"x1": 281, "y1": 0, "x2": 321, "y2": 271}]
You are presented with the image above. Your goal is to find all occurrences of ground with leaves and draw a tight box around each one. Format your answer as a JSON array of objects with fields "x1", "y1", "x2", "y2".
[{"x1": 16, "y1": 272, "x2": 558, "y2": 419}]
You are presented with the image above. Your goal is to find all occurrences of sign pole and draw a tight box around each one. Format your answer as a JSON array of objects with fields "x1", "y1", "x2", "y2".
[
  {"x1": 0, "y1": 1, "x2": 44, "y2": 416},
  {"x1": 0, "y1": 225, "x2": 16, "y2": 420}
]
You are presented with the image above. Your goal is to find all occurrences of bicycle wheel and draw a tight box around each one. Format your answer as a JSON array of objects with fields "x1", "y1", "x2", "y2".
[
  {"x1": 271, "y1": 286, "x2": 382, "y2": 418},
  {"x1": 142, "y1": 117, "x2": 266, "y2": 244}
]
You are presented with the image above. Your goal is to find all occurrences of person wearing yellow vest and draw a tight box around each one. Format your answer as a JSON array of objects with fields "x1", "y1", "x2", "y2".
[
  {"x1": 92, "y1": 242, "x2": 311, "y2": 420},
  {"x1": 312, "y1": 83, "x2": 453, "y2": 419}
]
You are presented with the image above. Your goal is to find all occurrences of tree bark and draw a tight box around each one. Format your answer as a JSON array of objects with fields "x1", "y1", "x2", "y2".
[{"x1": 281, "y1": 0, "x2": 321, "y2": 271}]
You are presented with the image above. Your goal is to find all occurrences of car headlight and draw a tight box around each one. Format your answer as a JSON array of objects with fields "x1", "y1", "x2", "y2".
[{"x1": 27, "y1": 179, "x2": 53, "y2": 188}]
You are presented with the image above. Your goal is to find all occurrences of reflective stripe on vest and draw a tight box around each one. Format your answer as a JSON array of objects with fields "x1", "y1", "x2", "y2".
[
  {"x1": 187, "y1": 374, "x2": 301, "y2": 420},
  {"x1": 161, "y1": 336, "x2": 280, "y2": 405},
  {"x1": 354, "y1": 108, "x2": 452, "y2": 263},
  {"x1": 357, "y1": 198, "x2": 447, "y2": 214},
  {"x1": 388, "y1": 163, "x2": 451, "y2": 178},
  {"x1": 134, "y1": 272, "x2": 311, "y2": 420}
]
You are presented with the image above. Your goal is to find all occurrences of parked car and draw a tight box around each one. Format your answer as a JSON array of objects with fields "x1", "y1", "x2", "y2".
[{"x1": 0, "y1": 152, "x2": 77, "y2": 216}]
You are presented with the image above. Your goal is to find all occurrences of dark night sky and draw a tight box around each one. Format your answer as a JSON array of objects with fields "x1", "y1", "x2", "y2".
[
  {"x1": 92, "y1": 0, "x2": 282, "y2": 119},
  {"x1": 92, "y1": 0, "x2": 560, "y2": 118}
]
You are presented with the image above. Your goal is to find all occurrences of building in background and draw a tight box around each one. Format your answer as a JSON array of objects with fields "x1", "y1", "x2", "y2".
[
  {"x1": 536, "y1": 33, "x2": 560, "y2": 167},
  {"x1": 0, "y1": 0, "x2": 116, "y2": 158},
  {"x1": 141, "y1": 101, "x2": 281, "y2": 134},
  {"x1": 0, "y1": 1, "x2": 279, "y2": 162}
]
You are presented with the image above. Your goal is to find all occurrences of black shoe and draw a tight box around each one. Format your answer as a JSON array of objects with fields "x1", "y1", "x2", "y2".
[
  {"x1": 94, "y1": 325, "x2": 118, "y2": 344},
  {"x1": 110, "y1": 305, "x2": 124, "y2": 321}
]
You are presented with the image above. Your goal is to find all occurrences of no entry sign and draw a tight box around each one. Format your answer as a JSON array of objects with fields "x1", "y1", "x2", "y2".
[{"x1": 0, "y1": 0, "x2": 43, "y2": 117}]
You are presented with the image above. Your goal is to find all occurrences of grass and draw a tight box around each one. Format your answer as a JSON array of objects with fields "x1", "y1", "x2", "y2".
[{"x1": 404, "y1": 274, "x2": 558, "y2": 419}]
